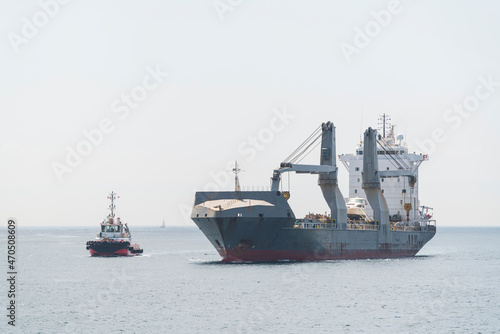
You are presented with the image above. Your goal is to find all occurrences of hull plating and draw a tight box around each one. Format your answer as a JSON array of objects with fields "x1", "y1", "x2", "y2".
[
  {"x1": 218, "y1": 248, "x2": 419, "y2": 262},
  {"x1": 86, "y1": 240, "x2": 141, "y2": 257},
  {"x1": 193, "y1": 216, "x2": 435, "y2": 262},
  {"x1": 89, "y1": 248, "x2": 130, "y2": 257}
]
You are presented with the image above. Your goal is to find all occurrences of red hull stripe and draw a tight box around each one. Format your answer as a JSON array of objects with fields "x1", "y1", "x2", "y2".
[
  {"x1": 219, "y1": 249, "x2": 418, "y2": 262},
  {"x1": 89, "y1": 248, "x2": 130, "y2": 257}
]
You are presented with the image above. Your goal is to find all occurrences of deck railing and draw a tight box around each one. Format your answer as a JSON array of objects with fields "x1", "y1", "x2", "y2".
[
  {"x1": 391, "y1": 220, "x2": 437, "y2": 232},
  {"x1": 293, "y1": 221, "x2": 336, "y2": 229},
  {"x1": 293, "y1": 219, "x2": 437, "y2": 232},
  {"x1": 347, "y1": 223, "x2": 379, "y2": 230}
]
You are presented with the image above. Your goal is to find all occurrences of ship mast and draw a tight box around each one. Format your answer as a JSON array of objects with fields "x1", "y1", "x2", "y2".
[
  {"x1": 232, "y1": 161, "x2": 241, "y2": 192},
  {"x1": 383, "y1": 114, "x2": 386, "y2": 138},
  {"x1": 378, "y1": 113, "x2": 392, "y2": 139},
  {"x1": 107, "y1": 191, "x2": 119, "y2": 218}
]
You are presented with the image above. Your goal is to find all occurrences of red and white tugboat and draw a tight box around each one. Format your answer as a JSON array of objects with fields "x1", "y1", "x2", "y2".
[{"x1": 86, "y1": 192, "x2": 143, "y2": 256}]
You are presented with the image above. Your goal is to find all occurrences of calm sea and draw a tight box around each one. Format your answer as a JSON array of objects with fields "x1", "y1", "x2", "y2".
[{"x1": 1, "y1": 226, "x2": 499, "y2": 333}]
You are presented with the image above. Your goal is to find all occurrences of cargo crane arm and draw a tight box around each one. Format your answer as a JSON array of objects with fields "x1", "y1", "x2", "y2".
[
  {"x1": 269, "y1": 121, "x2": 347, "y2": 228},
  {"x1": 376, "y1": 136, "x2": 423, "y2": 180},
  {"x1": 270, "y1": 123, "x2": 337, "y2": 191},
  {"x1": 270, "y1": 163, "x2": 336, "y2": 191}
]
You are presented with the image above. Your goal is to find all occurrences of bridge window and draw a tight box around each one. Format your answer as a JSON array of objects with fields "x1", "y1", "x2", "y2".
[
  {"x1": 354, "y1": 189, "x2": 357, "y2": 194},
  {"x1": 102, "y1": 225, "x2": 120, "y2": 232},
  {"x1": 355, "y1": 167, "x2": 359, "y2": 171},
  {"x1": 402, "y1": 189, "x2": 406, "y2": 193}
]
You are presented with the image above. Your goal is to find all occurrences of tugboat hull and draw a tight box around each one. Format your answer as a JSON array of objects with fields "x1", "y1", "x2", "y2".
[{"x1": 86, "y1": 240, "x2": 143, "y2": 257}]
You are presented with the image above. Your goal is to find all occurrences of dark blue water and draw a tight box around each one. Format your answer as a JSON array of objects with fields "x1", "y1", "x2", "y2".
[{"x1": 1, "y1": 226, "x2": 499, "y2": 333}]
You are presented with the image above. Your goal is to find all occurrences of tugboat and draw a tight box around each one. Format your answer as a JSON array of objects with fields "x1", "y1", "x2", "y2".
[{"x1": 86, "y1": 192, "x2": 143, "y2": 256}]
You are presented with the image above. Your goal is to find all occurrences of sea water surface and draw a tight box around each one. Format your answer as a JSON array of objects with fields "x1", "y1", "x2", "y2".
[{"x1": 1, "y1": 226, "x2": 499, "y2": 333}]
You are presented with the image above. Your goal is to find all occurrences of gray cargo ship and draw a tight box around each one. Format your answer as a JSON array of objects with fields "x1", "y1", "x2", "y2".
[{"x1": 191, "y1": 121, "x2": 436, "y2": 262}]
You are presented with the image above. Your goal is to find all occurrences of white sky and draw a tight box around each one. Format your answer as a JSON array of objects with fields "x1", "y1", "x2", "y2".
[{"x1": 1, "y1": 0, "x2": 499, "y2": 227}]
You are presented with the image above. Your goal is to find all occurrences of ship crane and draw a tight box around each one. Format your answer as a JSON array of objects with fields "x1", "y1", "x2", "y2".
[
  {"x1": 375, "y1": 135, "x2": 422, "y2": 221},
  {"x1": 420, "y1": 206, "x2": 434, "y2": 219},
  {"x1": 270, "y1": 122, "x2": 347, "y2": 227},
  {"x1": 374, "y1": 118, "x2": 423, "y2": 183},
  {"x1": 271, "y1": 122, "x2": 337, "y2": 188}
]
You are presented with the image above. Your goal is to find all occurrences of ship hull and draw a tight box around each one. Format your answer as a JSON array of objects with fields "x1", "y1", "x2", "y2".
[
  {"x1": 89, "y1": 248, "x2": 130, "y2": 257},
  {"x1": 86, "y1": 240, "x2": 143, "y2": 257},
  {"x1": 192, "y1": 216, "x2": 435, "y2": 263},
  {"x1": 192, "y1": 191, "x2": 436, "y2": 263},
  {"x1": 218, "y1": 248, "x2": 419, "y2": 262}
]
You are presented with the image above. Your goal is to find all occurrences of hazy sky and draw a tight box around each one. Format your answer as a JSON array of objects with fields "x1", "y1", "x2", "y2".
[{"x1": 1, "y1": 0, "x2": 499, "y2": 227}]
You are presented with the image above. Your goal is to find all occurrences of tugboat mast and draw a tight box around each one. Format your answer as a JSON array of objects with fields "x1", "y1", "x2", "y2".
[{"x1": 108, "y1": 191, "x2": 119, "y2": 218}]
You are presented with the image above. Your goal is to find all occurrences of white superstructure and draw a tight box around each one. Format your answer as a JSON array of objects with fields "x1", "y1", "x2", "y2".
[{"x1": 339, "y1": 115, "x2": 428, "y2": 222}]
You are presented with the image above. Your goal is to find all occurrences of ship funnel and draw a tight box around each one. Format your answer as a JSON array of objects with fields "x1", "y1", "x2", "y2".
[
  {"x1": 362, "y1": 128, "x2": 390, "y2": 234},
  {"x1": 318, "y1": 122, "x2": 347, "y2": 228}
]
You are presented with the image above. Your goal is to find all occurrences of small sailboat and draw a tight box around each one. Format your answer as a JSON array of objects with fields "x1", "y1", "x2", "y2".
[{"x1": 161, "y1": 219, "x2": 166, "y2": 228}]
